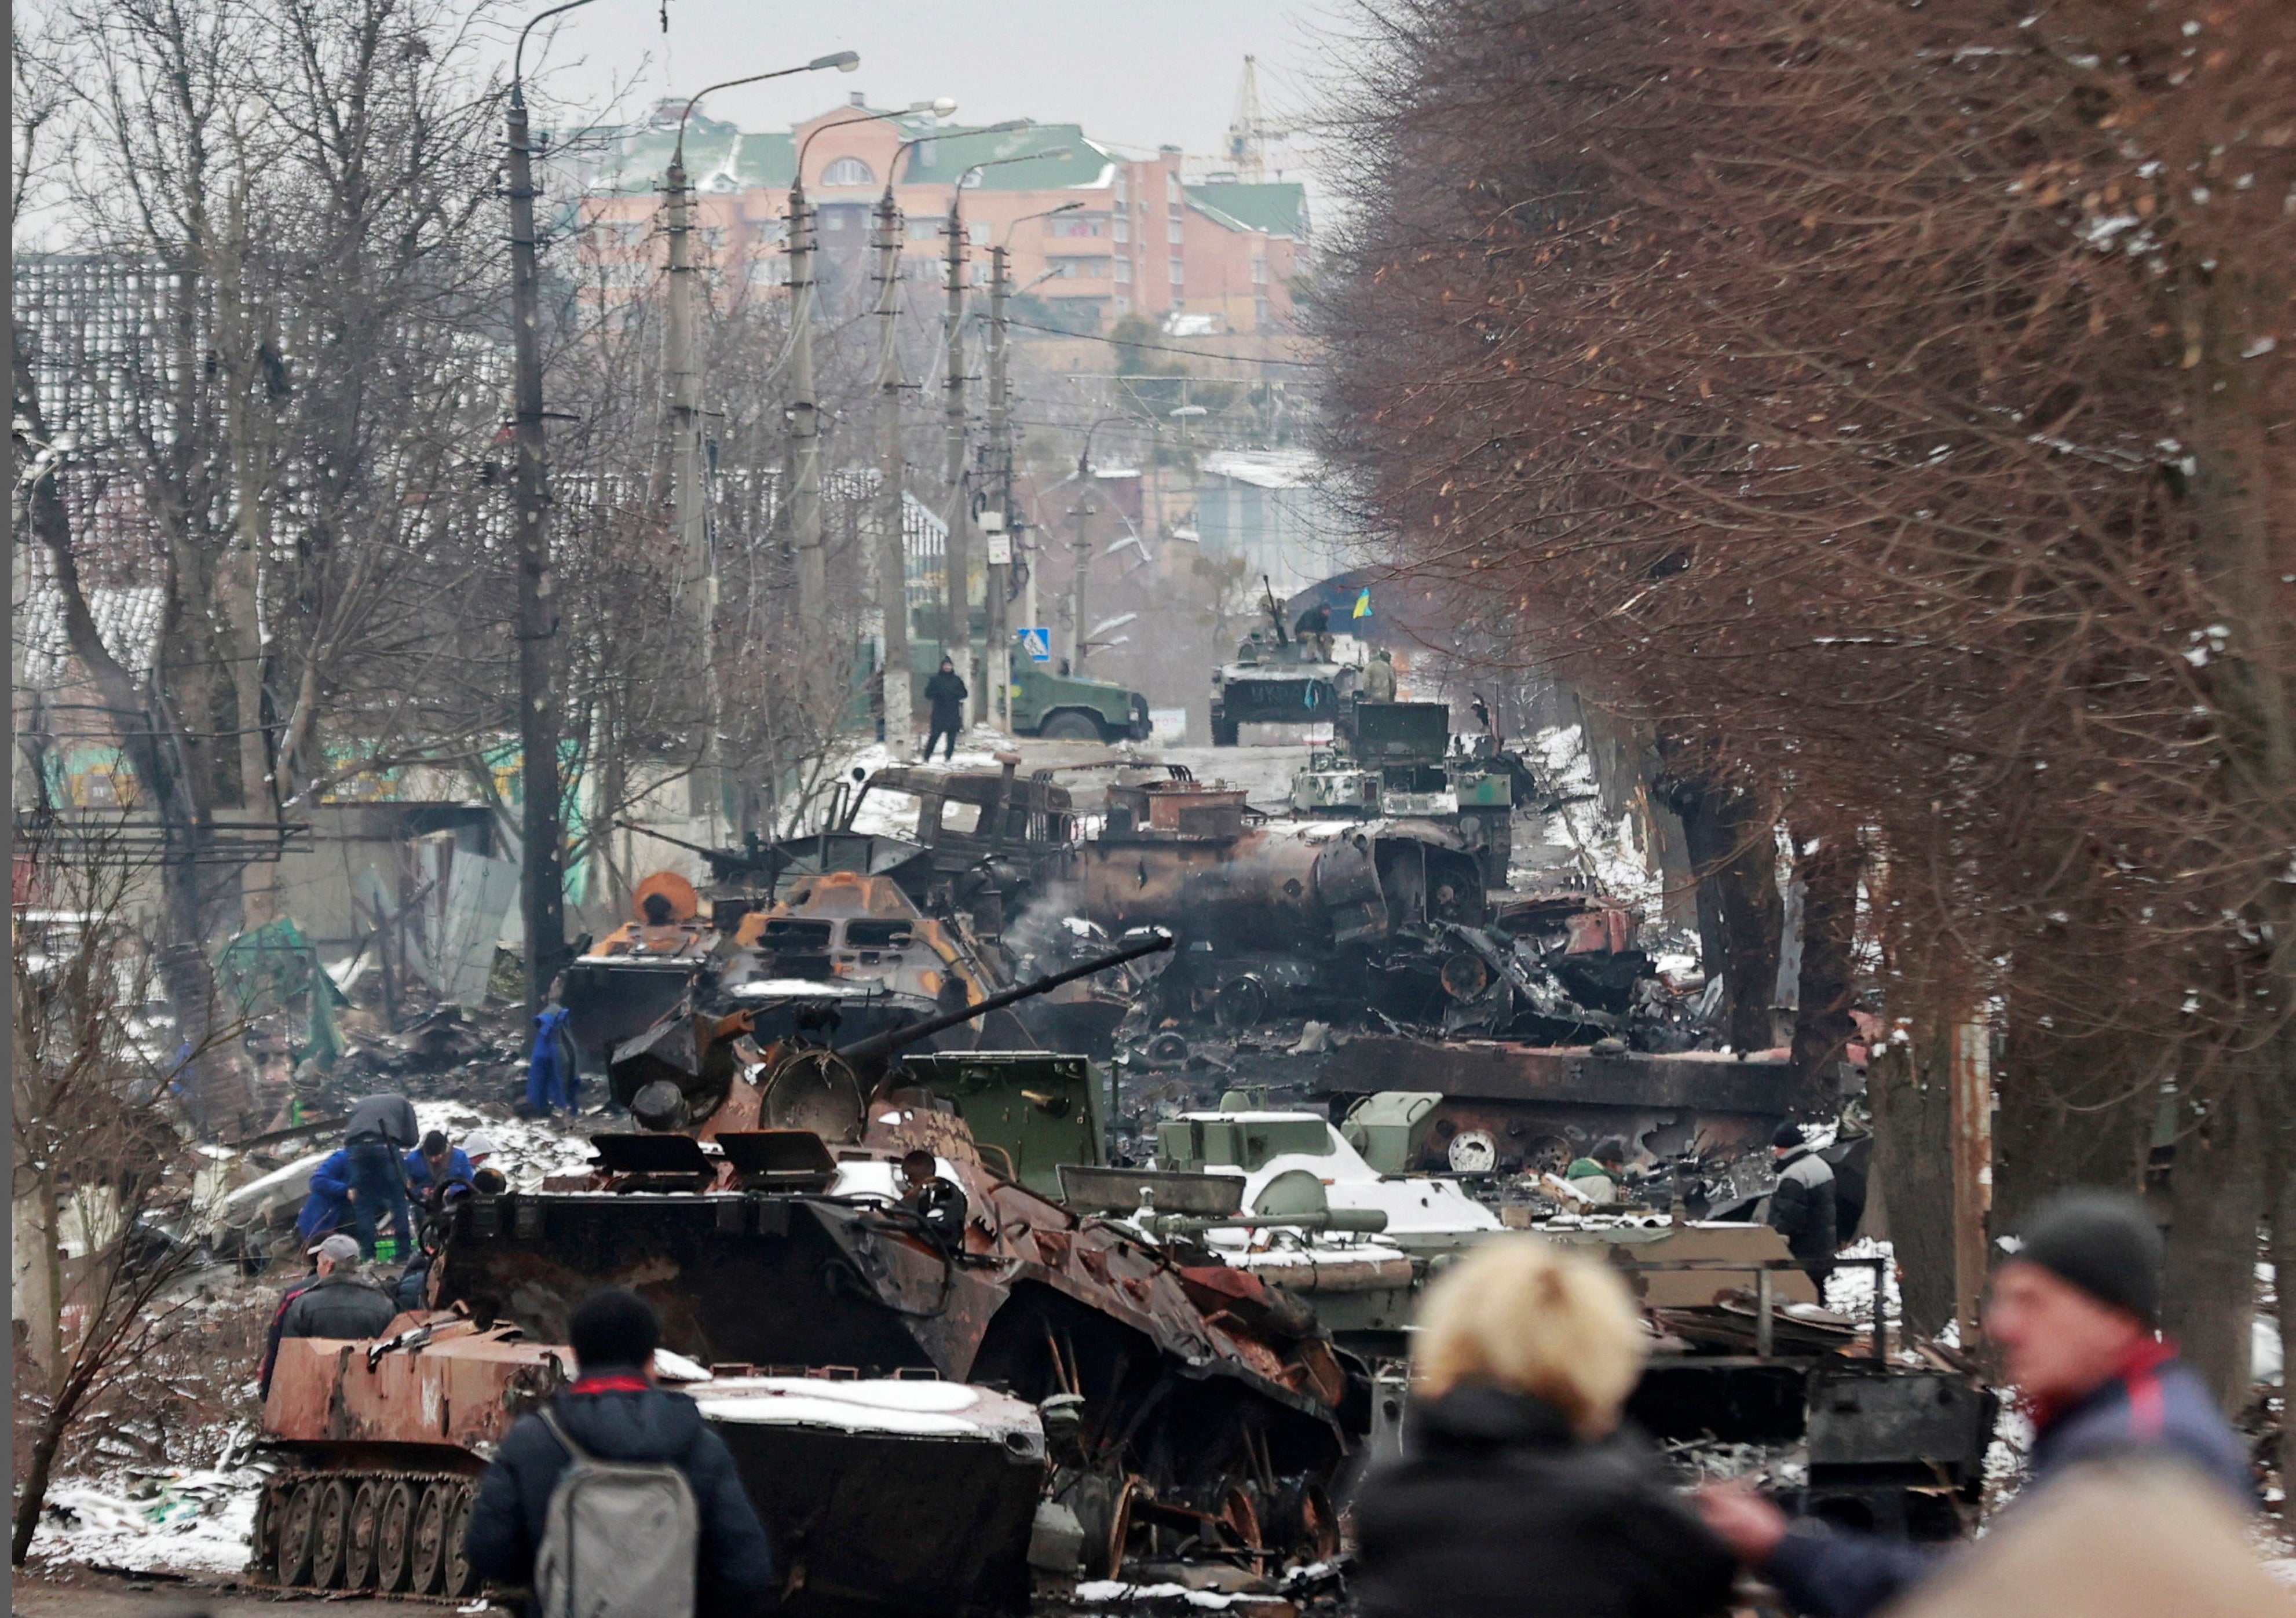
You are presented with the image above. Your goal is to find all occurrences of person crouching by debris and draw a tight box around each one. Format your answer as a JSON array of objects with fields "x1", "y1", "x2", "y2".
[
  {"x1": 465, "y1": 1288, "x2": 776, "y2": 1618},
  {"x1": 407, "y1": 1128, "x2": 474, "y2": 1204},
  {"x1": 1351, "y1": 1236, "x2": 1738, "y2": 1618},
  {"x1": 342, "y1": 1090, "x2": 421, "y2": 1261},
  {"x1": 525, "y1": 978, "x2": 581, "y2": 1118},
  {"x1": 264, "y1": 1232, "x2": 400, "y2": 1398},
  {"x1": 1764, "y1": 1122, "x2": 1838, "y2": 1288},
  {"x1": 1565, "y1": 1138, "x2": 1630, "y2": 1206},
  {"x1": 923, "y1": 657, "x2": 967, "y2": 762},
  {"x1": 1698, "y1": 1190, "x2": 2252, "y2": 1618}
]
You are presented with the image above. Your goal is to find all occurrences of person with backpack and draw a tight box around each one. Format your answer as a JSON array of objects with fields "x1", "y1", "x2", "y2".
[{"x1": 465, "y1": 1289, "x2": 776, "y2": 1617}]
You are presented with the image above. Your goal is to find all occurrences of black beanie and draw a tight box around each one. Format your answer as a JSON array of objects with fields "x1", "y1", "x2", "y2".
[
  {"x1": 1772, "y1": 1121, "x2": 1805, "y2": 1149},
  {"x1": 2010, "y1": 1190, "x2": 2163, "y2": 1327}
]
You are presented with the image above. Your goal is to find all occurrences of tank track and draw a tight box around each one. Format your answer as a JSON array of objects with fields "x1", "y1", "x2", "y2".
[{"x1": 249, "y1": 1467, "x2": 485, "y2": 1599}]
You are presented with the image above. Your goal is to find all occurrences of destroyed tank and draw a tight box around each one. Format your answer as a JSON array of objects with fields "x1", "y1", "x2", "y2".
[{"x1": 254, "y1": 936, "x2": 1361, "y2": 1613}]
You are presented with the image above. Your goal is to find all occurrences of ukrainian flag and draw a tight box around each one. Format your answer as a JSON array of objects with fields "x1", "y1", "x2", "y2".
[{"x1": 1352, "y1": 587, "x2": 1372, "y2": 619}]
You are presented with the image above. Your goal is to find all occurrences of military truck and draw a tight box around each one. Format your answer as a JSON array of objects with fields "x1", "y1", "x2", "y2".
[{"x1": 912, "y1": 637, "x2": 1150, "y2": 744}]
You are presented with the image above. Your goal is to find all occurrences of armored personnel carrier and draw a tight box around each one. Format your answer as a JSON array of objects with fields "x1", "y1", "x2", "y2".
[{"x1": 253, "y1": 938, "x2": 1361, "y2": 1612}]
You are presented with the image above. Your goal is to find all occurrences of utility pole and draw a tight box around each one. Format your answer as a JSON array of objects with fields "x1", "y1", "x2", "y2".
[
  {"x1": 662, "y1": 147, "x2": 723, "y2": 835},
  {"x1": 872, "y1": 188, "x2": 912, "y2": 751},
  {"x1": 788, "y1": 183, "x2": 825, "y2": 705},
  {"x1": 1067, "y1": 480, "x2": 1096, "y2": 672},
  {"x1": 984, "y1": 244, "x2": 1013, "y2": 731},
  {"x1": 941, "y1": 196, "x2": 974, "y2": 720},
  {"x1": 506, "y1": 70, "x2": 566, "y2": 1022}
]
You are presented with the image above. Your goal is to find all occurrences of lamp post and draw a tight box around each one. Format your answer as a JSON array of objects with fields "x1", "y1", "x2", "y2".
[
  {"x1": 941, "y1": 147, "x2": 1070, "y2": 722},
  {"x1": 505, "y1": 0, "x2": 596, "y2": 1021},
  {"x1": 663, "y1": 52, "x2": 857, "y2": 834}
]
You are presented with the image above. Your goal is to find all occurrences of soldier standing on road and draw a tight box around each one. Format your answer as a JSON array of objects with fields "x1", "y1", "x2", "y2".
[
  {"x1": 923, "y1": 657, "x2": 967, "y2": 762},
  {"x1": 1764, "y1": 1122, "x2": 1838, "y2": 1288}
]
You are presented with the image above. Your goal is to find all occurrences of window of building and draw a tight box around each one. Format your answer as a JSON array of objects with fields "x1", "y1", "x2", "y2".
[
  {"x1": 1168, "y1": 219, "x2": 1184, "y2": 244},
  {"x1": 1113, "y1": 295, "x2": 1131, "y2": 313},
  {"x1": 968, "y1": 221, "x2": 989, "y2": 245},
  {"x1": 821, "y1": 210, "x2": 846, "y2": 231},
  {"x1": 1047, "y1": 215, "x2": 1105, "y2": 238},
  {"x1": 703, "y1": 226, "x2": 727, "y2": 251},
  {"x1": 1169, "y1": 257, "x2": 1184, "y2": 284},
  {"x1": 1252, "y1": 256, "x2": 1268, "y2": 285},
  {"x1": 820, "y1": 156, "x2": 874, "y2": 187},
  {"x1": 1113, "y1": 217, "x2": 1129, "y2": 244},
  {"x1": 750, "y1": 259, "x2": 787, "y2": 286},
  {"x1": 1115, "y1": 258, "x2": 1132, "y2": 284},
  {"x1": 1048, "y1": 256, "x2": 1112, "y2": 280},
  {"x1": 1168, "y1": 200, "x2": 1183, "y2": 218},
  {"x1": 1255, "y1": 296, "x2": 1270, "y2": 328},
  {"x1": 906, "y1": 217, "x2": 939, "y2": 241}
]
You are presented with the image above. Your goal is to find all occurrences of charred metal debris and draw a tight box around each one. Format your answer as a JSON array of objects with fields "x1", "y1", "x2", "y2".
[{"x1": 248, "y1": 747, "x2": 1987, "y2": 1614}]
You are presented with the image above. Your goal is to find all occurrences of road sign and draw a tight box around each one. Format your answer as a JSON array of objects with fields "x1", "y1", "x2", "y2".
[{"x1": 1019, "y1": 627, "x2": 1052, "y2": 663}]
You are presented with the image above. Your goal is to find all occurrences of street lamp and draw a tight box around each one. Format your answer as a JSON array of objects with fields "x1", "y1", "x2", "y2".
[{"x1": 660, "y1": 49, "x2": 861, "y2": 841}]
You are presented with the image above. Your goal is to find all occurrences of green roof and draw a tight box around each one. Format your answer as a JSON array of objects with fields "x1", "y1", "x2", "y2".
[
  {"x1": 579, "y1": 113, "x2": 798, "y2": 196},
  {"x1": 899, "y1": 123, "x2": 1113, "y2": 190},
  {"x1": 1183, "y1": 181, "x2": 1307, "y2": 239}
]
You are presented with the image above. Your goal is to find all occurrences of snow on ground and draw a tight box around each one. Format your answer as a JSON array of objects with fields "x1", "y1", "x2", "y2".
[
  {"x1": 28, "y1": 1462, "x2": 263, "y2": 1576},
  {"x1": 1827, "y1": 1235, "x2": 1902, "y2": 1332},
  {"x1": 412, "y1": 1100, "x2": 595, "y2": 1187}
]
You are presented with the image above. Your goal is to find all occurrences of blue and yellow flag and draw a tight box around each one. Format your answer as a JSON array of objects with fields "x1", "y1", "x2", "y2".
[{"x1": 1352, "y1": 587, "x2": 1372, "y2": 619}]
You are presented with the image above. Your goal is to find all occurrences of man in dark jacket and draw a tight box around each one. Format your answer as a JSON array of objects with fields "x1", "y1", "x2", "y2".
[
  {"x1": 342, "y1": 1092, "x2": 419, "y2": 1260},
  {"x1": 1699, "y1": 1190, "x2": 2252, "y2": 1618},
  {"x1": 465, "y1": 1289, "x2": 775, "y2": 1617},
  {"x1": 273, "y1": 1233, "x2": 399, "y2": 1358},
  {"x1": 1293, "y1": 601, "x2": 1333, "y2": 660},
  {"x1": 1765, "y1": 1122, "x2": 1838, "y2": 1286},
  {"x1": 922, "y1": 658, "x2": 967, "y2": 762},
  {"x1": 1354, "y1": 1382, "x2": 1737, "y2": 1618}
]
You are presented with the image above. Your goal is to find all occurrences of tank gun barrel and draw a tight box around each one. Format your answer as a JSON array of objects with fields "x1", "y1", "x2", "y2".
[
  {"x1": 836, "y1": 930, "x2": 1173, "y2": 1069},
  {"x1": 614, "y1": 818, "x2": 770, "y2": 880}
]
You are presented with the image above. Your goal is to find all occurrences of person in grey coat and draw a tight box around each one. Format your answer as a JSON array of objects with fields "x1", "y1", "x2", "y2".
[{"x1": 1765, "y1": 1122, "x2": 1838, "y2": 1285}]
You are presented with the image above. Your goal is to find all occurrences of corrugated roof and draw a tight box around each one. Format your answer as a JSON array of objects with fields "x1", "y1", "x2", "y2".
[
  {"x1": 14, "y1": 581, "x2": 166, "y2": 689},
  {"x1": 584, "y1": 112, "x2": 799, "y2": 196},
  {"x1": 1183, "y1": 181, "x2": 1307, "y2": 239}
]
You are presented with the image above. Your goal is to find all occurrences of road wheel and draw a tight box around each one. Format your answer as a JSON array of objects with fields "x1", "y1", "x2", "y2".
[
  {"x1": 275, "y1": 1480, "x2": 318, "y2": 1587},
  {"x1": 1040, "y1": 709, "x2": 1103, "y2": 743},
  {"x1": 440, "y1": 1482, "x2": 480, "y2": 1598},
  {"x1": 1215, "y1": 1483, "x2": 1265, "y2": 1575},
  {"x1": 408, "y1": 1481, "x2": 450, "y2": 1594},
  {"x1": 342, "y1": 1480, "x2": 381, "y2": 1590},
  {"x1": 374, "y1": 1479, "x2": 416, "y2": 1593},
  {"x1": 309, "y1": 1478, "x2": 350, "y2": 1588}
]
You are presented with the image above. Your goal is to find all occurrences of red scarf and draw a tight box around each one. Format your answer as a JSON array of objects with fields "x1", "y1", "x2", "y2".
[
  {"x1": 570, "y1": 1373, "x2": 652, "y2": 1394},
  {"x1": 2024, "y1": 1334, "x2": 2177, "y2": 1434}
]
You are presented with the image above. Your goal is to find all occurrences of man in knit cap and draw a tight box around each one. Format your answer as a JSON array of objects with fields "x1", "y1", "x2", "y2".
[{"x1": 1698, "y1": 1189, "x2": 2251, "y2": 1617}]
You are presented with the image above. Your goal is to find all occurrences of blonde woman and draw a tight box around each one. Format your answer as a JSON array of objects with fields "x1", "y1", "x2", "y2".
[{"x1": 1351, "y1": 1236, "x2": 1736, "y2": 1618}]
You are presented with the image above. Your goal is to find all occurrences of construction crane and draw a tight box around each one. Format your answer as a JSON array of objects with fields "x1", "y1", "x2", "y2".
[{"x1": 1224, "y1": 55, "x2": 1290, "y2": 182}]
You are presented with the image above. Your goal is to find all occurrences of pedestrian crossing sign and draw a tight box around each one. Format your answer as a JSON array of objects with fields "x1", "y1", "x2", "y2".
[{"x1": 1019, "y1": 627, "x2": 1052, "y2": 663}]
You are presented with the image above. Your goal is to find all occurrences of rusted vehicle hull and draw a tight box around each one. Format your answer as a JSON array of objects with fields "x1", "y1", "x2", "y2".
[{"x1": 251, "y1": 1321, "x2": 1048, "y2": 1613}]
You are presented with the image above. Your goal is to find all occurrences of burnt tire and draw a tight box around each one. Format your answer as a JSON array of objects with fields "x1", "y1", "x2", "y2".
[
  {"x1": 1040, "y1": 709, "x2": 1104, "y2": 743},
  {"x1": 275, "y1": 1480, "x2": 318, "y2": 1587},
  {"x1": 373, "y1": 1480, "x2": 416, "y2": 1592},
  {"x1": 342, "y1": 1480, "x2": 381, "y2": 1590},
  {"x1": 408, "y1": 1481, "x2": 450, "y2": 1594},
  {"x1": 309, "y1": 1478, "x2": 350, "y2": 1588},
  {"x1": 441, "y1": 1482, "x2": 480, "y2": 1598}
]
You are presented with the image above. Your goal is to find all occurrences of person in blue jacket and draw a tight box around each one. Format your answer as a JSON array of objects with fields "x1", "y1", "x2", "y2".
[
  {"x1": 525, "y1": 980, "x2": 580, "y2": 1116},
  {"x1": 297, "y1": 1149, "x2": 356, "y2": 1246},
  {"x1": 405, "y1": 1130, "x2": 474, "y2": 1200},
  {"x1": 1698, "y1": 1190, "x2": 2253, "y2": 1617}
]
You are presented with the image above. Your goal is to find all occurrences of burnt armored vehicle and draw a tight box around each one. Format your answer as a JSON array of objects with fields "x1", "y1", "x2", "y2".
[{"x1": 254, "y1": 939, "x2": 1360, "y2": 1613}]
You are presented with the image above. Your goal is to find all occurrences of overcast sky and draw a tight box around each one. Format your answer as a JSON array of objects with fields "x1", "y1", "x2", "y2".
[{"x1": 514, "y1": 0, "x2": 1349, "y2": 169}]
